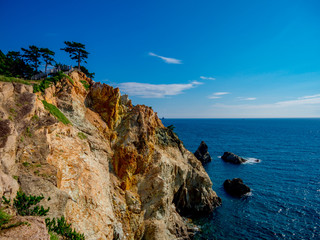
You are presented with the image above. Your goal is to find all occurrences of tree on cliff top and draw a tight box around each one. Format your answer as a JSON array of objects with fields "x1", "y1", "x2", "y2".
[
  {"x1": 61, "y1": 41, "x2": 89, "y2": 70},
  {"x1": 40, "y1": 48, "x2": 55, "y2": 74},
  {"x1": 21, "y1": 45, "x2": 41, "y2": 73},
  {"x1": 0, "y1": 50, "x2": 33, "y2": 78}
]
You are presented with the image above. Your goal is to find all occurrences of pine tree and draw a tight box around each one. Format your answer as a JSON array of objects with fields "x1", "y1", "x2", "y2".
[
  {"x1": 21, "y1": 45, "x2": 41, "y2": 73},
  {"x1": 40, "y1": 48, "x2": 55, "y2": 73},
  {"x1": 61, "y1": 41, "x2": 89, "y2": 69}
]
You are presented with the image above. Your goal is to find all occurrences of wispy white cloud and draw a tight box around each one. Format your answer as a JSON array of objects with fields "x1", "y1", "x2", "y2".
[
  {"x1": 208, "y1": 92, "x2": 230, "y2": 99},
  {"x1": 117, "y1": 81, "x2": 202, "y2": 98},
  {"x1": 276, "y1": 94, "x2": 320, "y2": 106},
  {"x1": 213, "y1": 92, "x2": 230, "y2": 96},
  {"x1": 200, "y1": 76, "x2": 216, "y2": 80},
  {"x1": 149, "y1": 52, "x2": 182, "y2": 64},
  {"x1": 298, "y1": 94, "x2": 320, "y2": 100},
  {"x1": 238, "y1": 97, "x2": 257, "y2": 101},
  {"x1": 210, "y1": 93, "x2": 320, "y2": 118}
]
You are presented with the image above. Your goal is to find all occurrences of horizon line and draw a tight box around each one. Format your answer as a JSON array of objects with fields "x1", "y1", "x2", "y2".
[{"x1": 159, "y1": 117, "x2": 320, "y2": 119}]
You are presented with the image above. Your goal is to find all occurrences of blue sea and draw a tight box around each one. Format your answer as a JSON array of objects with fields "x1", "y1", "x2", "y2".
[{"x1": 162, "y1": 119, "x2": 320, "y2": 240}]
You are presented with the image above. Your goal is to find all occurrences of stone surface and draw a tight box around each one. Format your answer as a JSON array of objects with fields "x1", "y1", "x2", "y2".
[
  {"x1": 223, "y1": 178, "x2": 251, "y2": 197},
  {"x1": 221, "y1": 151, "x2": 247, "y2": 164},
  {"x1": 194, "y1": 141, "x2": 212, "y2": 164},
  {"x1": 0, "y1": 216, "x2": 50, "y2": 240},
  {"x1": 0, "y1": 71, "x2": 221, "y2": 240}
]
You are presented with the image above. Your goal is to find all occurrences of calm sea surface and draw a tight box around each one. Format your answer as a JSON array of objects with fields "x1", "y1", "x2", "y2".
[{"x1": 162, "y1": 119, "x2": 320, "y2": 240}]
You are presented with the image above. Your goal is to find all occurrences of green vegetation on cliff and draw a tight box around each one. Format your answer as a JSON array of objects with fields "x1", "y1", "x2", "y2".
[
  {"x1": 46, "y1": 217, "x2": 85, "y2": 240},
  {"x1": 13, "y1": 191, "x2": 50, "y2": 216},
  {"x1": 42, "y1": 100, "x2": 71, "y2": 125},
  {"x1": 0, "y1": 209, "x2": 11, "y2": 229},
  {"x1": 0, "y1": 75, "x2": 31, "y2": 85},
  {"x1": 33, "y1": 71, "x2": 72, "y2": 93},
  {"x1": 1, "y1": 191, "x2": 85, "y2": 239}
]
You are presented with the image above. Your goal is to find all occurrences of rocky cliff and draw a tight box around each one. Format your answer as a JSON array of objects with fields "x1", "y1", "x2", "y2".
[{"x1": 0, "y1": 71, "x2": 221, "y2": 240}]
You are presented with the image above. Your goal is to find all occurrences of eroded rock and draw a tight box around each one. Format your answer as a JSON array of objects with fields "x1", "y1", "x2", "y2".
[
  {"x1": 0, "y1": 72, "x2": 220, "y2": 240},
  {"x1": 194, "y1": 141, "x2": 212, "y2": 164},
  {"x1": 223, "y1": 178, "x2": 251, "y2": 197},
  {"x1": 221, "y1": 152, "x2": 247, "y2": 164}
]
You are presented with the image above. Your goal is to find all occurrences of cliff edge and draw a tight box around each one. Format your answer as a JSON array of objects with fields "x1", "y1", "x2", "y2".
[{"x1": 0, "y1": 71, "x2": 221, "y2": 239}]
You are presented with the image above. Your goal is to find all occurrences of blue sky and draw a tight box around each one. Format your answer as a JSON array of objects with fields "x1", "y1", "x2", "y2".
[{"x1": 1, "y1": 0, "x2": 320, "y2": 118}]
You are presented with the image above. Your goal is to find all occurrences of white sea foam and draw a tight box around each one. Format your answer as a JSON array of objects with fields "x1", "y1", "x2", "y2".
[
  {"x1": 244, "y1": 191, "x2": 253, "y2": 197},
  {"x1": 243, "y1": 157, "x2": 261, "y2": 164}
]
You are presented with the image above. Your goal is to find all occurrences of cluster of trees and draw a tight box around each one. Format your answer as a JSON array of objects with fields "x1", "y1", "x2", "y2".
[{"x1": 0, "y1": 41, "x2": 94, "y2": 79}]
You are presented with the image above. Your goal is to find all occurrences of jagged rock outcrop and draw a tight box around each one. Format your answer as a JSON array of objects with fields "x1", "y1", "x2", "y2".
[
  {"x1": 194, "y1": 141, "x2": 212, "y2": 164},
  {"x1": 221, "y1": 152, "x2": 247, "y2": 164},
  {"x1": 223, "y1": 178, "x2": 251, "y2": 197},
  {"x1": 0, "y1": 71, "x2": 221, "y2": 240}
]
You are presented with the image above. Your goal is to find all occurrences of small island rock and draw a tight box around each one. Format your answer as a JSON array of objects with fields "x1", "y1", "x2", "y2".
[
  {"x1": 221, "y1": 152, "x2": 247, "y2": 164},
  {"x1": 223, "y1": 178, "x2": 251, "y2": 197},
  {"x1": 194, "y1": 141, "x2": 212, "y2": 164}
]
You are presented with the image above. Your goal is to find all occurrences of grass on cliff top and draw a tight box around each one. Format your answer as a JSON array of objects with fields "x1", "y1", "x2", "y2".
[
  {"x1": 0, "y1": 75, "x2": 31, "y2": 85},
  {"x1": 33, "y1": 71, "x2": 74, "y2": 93},
  {"x1": 42, "y1": 100, "x2": 71, "y2": 125}
]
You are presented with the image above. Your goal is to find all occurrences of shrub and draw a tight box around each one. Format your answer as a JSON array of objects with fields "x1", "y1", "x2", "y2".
[
  {"x1": 77, "y1": 132, "x2": 87, "y2": 140},
  {"x1": 0, "y1": 208, "x2": 28, "y2": 230},
  {"x1": 49, "y1": 232, "x2": 60, "y2": 240},
  {"x1": 46, "y1": 216, "x2": 85, "y2": 240},
  {"x1": 0, "y1": 208, "x2": 11, "y2": 229},
  {"x1": 167, "y1": 125, "x2": 175, "y2": 131},
  {"x1": 22, "y1": 161, "x2": 30, "y2": 167},
  {"x1": 80, "y1": 80, "x2": 90, "y2": 91},
  {"x1": 33, "y1": 71, "x2": 73, "y2": 93},
  {"x1": 31, "y1": 114, "x2": 39, "y2": 121},
  {"x1": 42, "y1": 100, "x2": 71, "y2": 125},
  {"x1": 13, "y1": 190, "x2": 49, "y2": 216},
  {"x1": 2, "y1": 196, "x2": 11, "y2": 205}
]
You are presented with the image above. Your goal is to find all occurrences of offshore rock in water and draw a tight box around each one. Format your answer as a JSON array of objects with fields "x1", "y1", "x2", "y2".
[
  {"x1": 221, "y1": 152, "x2": 247, "y2": 164},
  {"x1": 194, "y1": 141, "x2": 212, "y2": 164},
  {"x1": 223, "y1": 178, "x2": 251, "y2": 197}
]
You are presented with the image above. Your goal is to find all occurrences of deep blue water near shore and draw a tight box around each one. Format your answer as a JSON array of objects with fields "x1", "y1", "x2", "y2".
[{"x1": 162, "y1": 119, "x2": 320, "y2": 240}]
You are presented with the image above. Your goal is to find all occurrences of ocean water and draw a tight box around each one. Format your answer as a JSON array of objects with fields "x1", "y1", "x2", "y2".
[{"x1": 162, "y1": 119, "x2": 320, "y2": 240}]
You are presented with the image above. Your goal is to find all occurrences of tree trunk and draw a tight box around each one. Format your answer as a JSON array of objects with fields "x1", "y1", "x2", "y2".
[{"x1": 78, "y1": 52, "x2": 81, "y2": 69}]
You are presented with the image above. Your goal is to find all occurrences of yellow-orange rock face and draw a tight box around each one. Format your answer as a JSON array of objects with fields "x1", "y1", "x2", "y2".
[{"x1": 0, "y1": 71, "x2": 221, "y2": 240}]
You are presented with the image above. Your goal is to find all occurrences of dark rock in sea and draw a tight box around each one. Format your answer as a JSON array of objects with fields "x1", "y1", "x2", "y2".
[
  {"x1": 221, "y1": 152, "x2": 247, "y2": 164},
  {"x1": 223, "y1": 178, "x2": 251, "y2": 197},
  {"x1": 194, "y1": 141, "x2": 212, "y2": 164}
]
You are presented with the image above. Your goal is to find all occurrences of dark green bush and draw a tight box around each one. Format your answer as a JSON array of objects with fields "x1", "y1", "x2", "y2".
[
  {"x1": 33, "y1": 71, "x2": 72, "y2": 93},
  {"x1": 13, "y1": 190, "x2": 49, "y2": 216},
  {"x1": 167, "y1": 125, "x2": 175, "y2": 131},
  {"x1": 46, "y1": 216, "x2": 85, "y2": 240},
  {"x1": 2, "y1": 196, "x2": 11, "y2": 205}
]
